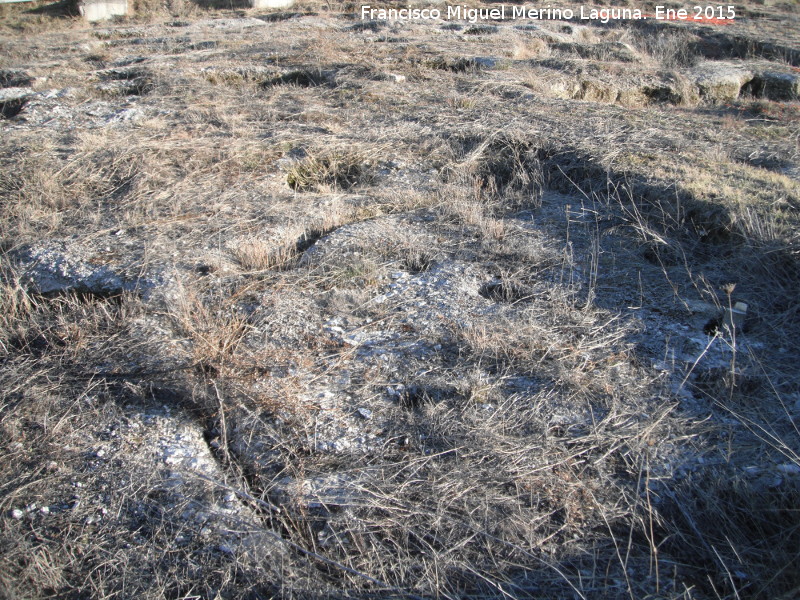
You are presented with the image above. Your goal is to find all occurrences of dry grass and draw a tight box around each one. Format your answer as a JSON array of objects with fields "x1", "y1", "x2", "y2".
[
  {"x1": 1, "y1": 2, "x2": 799, "y2": 599},
  {"x1": 633, "y1": 29, "x2": 703, "y2": 69},
  {"x1": 285, "y1": 149, "x2": 376, "y2": 192},
  {"x1": 511, "y1": 37, "x2": 550, "y2": 60}
]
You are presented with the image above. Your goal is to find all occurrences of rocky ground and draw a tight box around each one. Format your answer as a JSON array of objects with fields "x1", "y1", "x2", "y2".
[{"x1": 1, "y1": 1, "x2": 799, "y2": 599}]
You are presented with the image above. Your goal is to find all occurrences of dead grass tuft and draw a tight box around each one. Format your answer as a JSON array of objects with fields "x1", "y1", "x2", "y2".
[
  {"x1": 446, "y1": 133, "x2": 545, "y2": 209},
  {"x1": 632, "y1": 28, "x2": 703, "y2": 68},
  {"x1": 512, "y1": 37, "x2": 551, "y2": 60},
  {"x1": 286, "y1": 149, "x2": 375, "y2": 192},
  {"x1": 266, "y1": 68, "x2": 329, "y2": 88}
]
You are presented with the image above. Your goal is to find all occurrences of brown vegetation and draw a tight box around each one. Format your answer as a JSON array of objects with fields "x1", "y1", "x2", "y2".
[{"x1": 1, "y1": 1, "x2": 799, "y2": 599}]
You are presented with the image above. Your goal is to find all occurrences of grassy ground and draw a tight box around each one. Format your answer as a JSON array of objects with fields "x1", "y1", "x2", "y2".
[{"x1": 1, "y1": 1, "x2": 799, "y2": 599}]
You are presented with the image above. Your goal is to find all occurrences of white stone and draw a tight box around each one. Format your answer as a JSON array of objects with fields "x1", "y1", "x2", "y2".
[
  {"x1": 78, "y1": 0, "x2": 128, "y2": 22},
  {"x1": 249, "y1": 0, "x2": 295, "y2": 8},
  {"x1": 690, "y1": 62, "x2": 753, "y2": 102},
  {"x1": 0, "y1": 87, "x2": 35, "y2": 102}
]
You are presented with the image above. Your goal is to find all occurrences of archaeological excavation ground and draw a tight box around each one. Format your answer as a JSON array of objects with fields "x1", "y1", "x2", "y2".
[{"x1": 0, "y1": 0, "x2": 799, "y2": 598}]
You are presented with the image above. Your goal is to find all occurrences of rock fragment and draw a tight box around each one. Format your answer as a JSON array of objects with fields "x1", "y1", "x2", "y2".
[{"x1": 691, "y1": 62, "x2": 754, "y2": 102}]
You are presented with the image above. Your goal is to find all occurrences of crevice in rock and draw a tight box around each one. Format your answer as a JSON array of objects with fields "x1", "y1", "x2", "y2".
[
  {"x1": 294, "y1": 228, "x2": 328, "y2": 255},
  {"x1": 479, "y1": 279, "x2": 533, "y2": 303},
  {"x1": 97, "y1": 67, "x2": 155, "y2": 96},
  {"x1": 399, "y1": 384, "x2": 455, "y2": 409},
  {"x1": 38, "y1": 288, "x2": 126, "y2": 305},
  {"x1": 0, "y1": 70, "x2": 33, "y2": 88},
  {"x1": 255, "y1": 11, "x2": 305, "y2": 23},
  {"x1": 265, "y1": 69, "x2": 332, "y2": 88},
  {"x1": 0, "y1": 98, "x2": 27, "y2": 119},
  {"x1": 420, "y1": 56, "x2": 482, "y2": 72},
  {"x1": 402, "y1": 250, "x2": 435, "y2": 274}
]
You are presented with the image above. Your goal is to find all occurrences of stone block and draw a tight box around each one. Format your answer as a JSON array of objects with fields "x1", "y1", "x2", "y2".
[
  {"x1": 249, "y1": 0, "x2": 295, "y2": 8},
  {"x1": 78, "y1": 0, "x2": 128, "y2": 22}
]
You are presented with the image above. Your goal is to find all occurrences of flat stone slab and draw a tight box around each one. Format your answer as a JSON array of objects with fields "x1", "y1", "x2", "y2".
[
  {"x1": 9, "y1": 240, "x2": 168, "y2": 300},
  {"x1": 690, "y1": 61, "x2": 754, "y2": 102},
  {"x1": 78, "y1": 0, "x2": 128, "y2": 22},
  {"x1": 249, "y1": 0, "x2": 295, "y2": 8},
  {"x1": 0, "y1": 87, "x2": 35, "y2": 102}
]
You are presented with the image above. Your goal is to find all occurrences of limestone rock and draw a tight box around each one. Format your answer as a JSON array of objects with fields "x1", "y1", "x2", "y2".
[
  {"x1": 753, "y1": 71, "x2": 800, "y2": 101},
  {"x1": 271, "y1": 474, "x2": 358, "y2": 511},
  {"x1": 690, "y1": 62, "x2": 754, "y2": 102},
  {"x1": 249, "y1": 0, "x2": 295, "y2": 8},
  {"x1": 76, "y1": 0, "x2": 128, "y2": 22},
  {"x1": 10, "y1": 242, "x2": 160, "y2": 299},
  {"x1": 0, "y1": 86, "x2": 35, "y2": 101}
]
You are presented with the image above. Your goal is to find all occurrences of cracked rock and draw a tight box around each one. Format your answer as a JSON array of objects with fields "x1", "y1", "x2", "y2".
[{"x1": 10, "y1": 241, "x2": 162, "y2": 299}]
